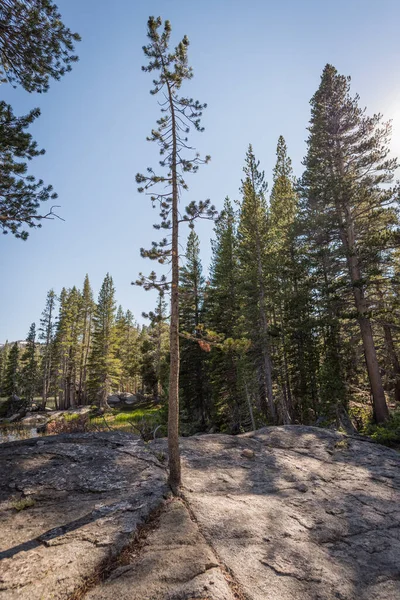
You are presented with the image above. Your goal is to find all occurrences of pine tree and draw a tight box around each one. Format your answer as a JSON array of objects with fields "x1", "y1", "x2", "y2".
[
  {"x1": 20, "y1": 323, "x2": 39, "y2": 402},
  {"x1": 63, "y1": 286, "x2": 82, "y2": 408},
  {"x1": 238, "y1": 145, "x2": 277, "y2": 423},
  {"x1": 298, "y1": 156, "x2": 348, "y2": 422},
  {"x1": 302, "y1": 64, "x2": 398, "y2": 423},
  {"x1": 268, "y1": 136, "x2": 319, "y2": 423},
  {"x1": 3, "y1": 342, "x2": 19, "y2": 398},
  {"x1": 115, "y1": 305, "x2": 141, "y2": 393},
  {"x1": 0, "y1": 0, "x2": 80, "y2": 93},
  {"x1": 0, "y1": 341, "x2": 9, "y2": 396},
  {"x1": 140, "y1": 327, "x2": 159, "y2": 396},
  {"x1": 52, "y1": 287, "x2": 68, "y2": 408},
  {"x1": 115, "y1": 305, "x2": 127, "y2": 391},
  {"x1": 77, "y1": 275, "x2": 95, "y2": 404},
  {"x1": 179, "y1": 230, "x2": 208, "y2": 429},
  {"x1": 0, "y1": 102, "x2": 58, "y2": 239},
  {"x1": 268, "y1": 136, "x2": 298, "y2": 422},
  {"x1": 141, "y1": 294, "x2": 169, "y2": 397},
  {"x1": 136, "y1": 16, "x2": 214, "y2": 494},
  {"x1": 0, "y1": 1, "x2": 80, "y2": 239},
  {"x1": 118, "y1": 309, "x2": 141, "y2": 393},
  {"x1": 206, "y1": 198, "x2": 248, "y2": 430},
  {"x1": 51, "y1": 286, "x2": 82, "y2": 409},
  {"x1": 88, "y1": 274, "x2": 121, "y2": 408},
  {"x1": 39, "y1": 289, "x2": 56, "y2": 407}
]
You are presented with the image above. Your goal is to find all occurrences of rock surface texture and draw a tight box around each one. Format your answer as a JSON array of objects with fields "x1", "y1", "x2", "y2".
[
  {"x1": 0, "y1": 432, "x2": 168, "y2": 600},
  {"x1": 0, "y1": 426, "x2": 399, "y2": 600},
  {"x1": 179, "y1": 427, "x2": 400, "y2": 600}
]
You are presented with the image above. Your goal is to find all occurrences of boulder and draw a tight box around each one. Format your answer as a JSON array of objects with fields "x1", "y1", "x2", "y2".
[
  {"x1": 123, "y1": 395, "x2": 138, "y2": 406},
  {"x1": 118, "y1": 392, "x2": 135, "y2": 400},
  {"x1": 107, "y1": 395, "x2": 122, "y2": 405},
  {"x1": 0, "y1": 395, "x2": 27, "y2": 420},
  {"x1": 21, "y1": 414, "x2": 47, "y2": 426},
  {"x1": 7, "y1": 413, "x2": 21, "y2": 423},
  {"x1": 107, "y1": 393, "x2": 140, "y2": 407}
]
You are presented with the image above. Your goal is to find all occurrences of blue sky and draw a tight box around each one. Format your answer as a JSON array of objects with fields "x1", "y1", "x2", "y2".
[{"x1": 1, "y1": 0, "x2": 400, "y2": 342}]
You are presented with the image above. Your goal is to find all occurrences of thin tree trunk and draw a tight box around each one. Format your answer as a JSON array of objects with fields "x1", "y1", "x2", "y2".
[
  {"x1": 250, "y1": 172, "x2": 276, "y2": 423},
  {"x1": 244, "y1": 379, "x2": 256, "y2": 431},
  {"x1": 166, "y1": 77, "x2": 181, "y2": 495},
  {"x1": 78, "y1": 306, "x2": 89, "y2": 404},
  {"x1": 257, "y1": 259, "x2": 276, "y2": 423},
  {"x1": 100, "y1": 382, "x2": 110, "y2": 410},
  {"x1": 82, "y1": 312, "x2": 92, "y2": 404},
  {"x1": 279, "y1": 304, "x2": 293, "y2": 420},
  {"x1": 42, "y1": 299, "x2": 54, "y2": 409},
  {"x1": 341, "y1": 207, "x2": 388, "y2": 422},
  {"x1": 334, "y1": 148, "x2": 389, "y2": 423}
]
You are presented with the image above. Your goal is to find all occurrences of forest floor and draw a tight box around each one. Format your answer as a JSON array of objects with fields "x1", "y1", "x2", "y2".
[{"x1": 0, "y1": 426, "x2": 399, "y2": 600}]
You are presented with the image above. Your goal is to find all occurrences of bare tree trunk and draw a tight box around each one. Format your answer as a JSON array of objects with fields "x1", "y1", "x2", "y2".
[
  {"x1": 82, "y1": 313, "x2": 92, "y2": 404},
  {"x1": 100, "y1": 376, "x2": 110, "y2": 410},
  {"x1": 333, "y1": 148, "x2": 389, "y2": 423},
  {"x1": 257, "y1": 255, "x2": 276, "y2": 423},
  {"x1": 42, "y1": 299, "x2": 54, "y2": 409},
  {"x1": 156, "y1": 300, "x2": 162, "y2": 399},
  {"x1": 166, "y1": 79, "x2": 181, "y2": 495},
  {"x1": 78, "y1": 307, "x2": 90, "y2": 404},
  {"x1": 250, "y1": 171, "x2": 276, "y2": 423},
  {"x1": 340, "y1": 206, "x2": 388, "y2": 423},
  {"x1": 42, "y1": 356, "x2": 51, "y2": 409},
  {"x1": 244, "y1": 379, "x2": 256, "y2": 431},
  {"x1": 279, "y1": 305, "x2": 293, "y2": 420}
]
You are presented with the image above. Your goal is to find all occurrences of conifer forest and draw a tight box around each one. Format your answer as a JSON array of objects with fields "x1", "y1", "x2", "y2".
[
  {"x1": 1, "y1": 6, "x2": 400, "y2": 464},
  {"x1": 3, "y1": 6, "x2": 400, "y2": 598}
]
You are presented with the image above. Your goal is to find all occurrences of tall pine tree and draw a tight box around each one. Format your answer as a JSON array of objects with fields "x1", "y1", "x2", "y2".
[
  {"x1": 20, "y1": 323, "x2": 39, "y2": 403},
  {"x1": 301, "y1": 64, "x2": 398, "y2": 423},
  {"x1": 136, "y1": 16, "x2": 213, "y2": 493},
  {"x1": 238, "y1": 145, "x2": 277, "y2": 423},
  {"x1": 88, "y1": 274, "x2": 121, "y2": 408},
  {"x1": 179, "y1": 230, "x2": 208, "y2": 430},
  {"x1": 39, "y1": 289, "x2": 56, "y2": 407},
  {"x1": 3, "y1": 342, "x2": 19, "y2": 398}
]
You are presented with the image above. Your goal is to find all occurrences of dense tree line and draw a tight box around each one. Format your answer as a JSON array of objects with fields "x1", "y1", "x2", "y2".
[
  {"x1": 0, "y1": 273, "x2": 169, "y2": 409},
  {"x1": 2, "y1": 64, "x2": 400, "y2": 438},
  {"x1": 176, "y1": 65, "x2": 400, "y2": 434},
  {"x1": 2, "y1": 63, "x2": 399, "y2": 439},
  {"x1": 132, "y1": 16, "x2": 398, "y2": 495}
]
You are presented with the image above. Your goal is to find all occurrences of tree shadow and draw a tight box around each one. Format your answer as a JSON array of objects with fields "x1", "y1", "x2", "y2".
[
  {"x1": 1, "y1": 426, "x2": 399, "y2": 599},
  {"x1": 176, "y1": 426, "x2": 400, "y2": 600},
  {"x1": 0, "y1": 431, "x2": 168, "y2": 597}
]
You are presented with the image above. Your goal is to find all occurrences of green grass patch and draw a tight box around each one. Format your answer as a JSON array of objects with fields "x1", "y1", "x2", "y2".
[
  {"x1": 362, "y1": 410, "x2": 400, "y2": 448},
  {"x1": 63, "y1": 412, "x2": 81, "y2": 422},
  {"x1": 88, "y1": 402, "x2": 166, "y2": 440},
  {"x1": 334, "y1": 438, "x2": 350, "y2": 450},
  {"x1": 113, "y1": 406, "x2": 161, "y2": 423},
  {"x1": 12, "y1": 497, "x2": 36, "y2": 511}
]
